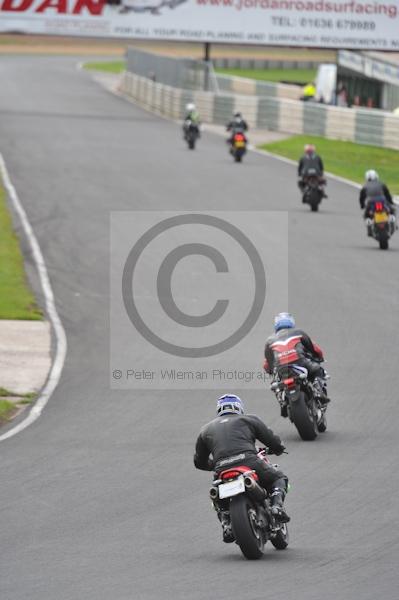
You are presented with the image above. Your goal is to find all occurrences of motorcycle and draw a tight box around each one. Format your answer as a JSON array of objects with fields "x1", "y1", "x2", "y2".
[
  {"x1": 301, "y1": 168, "x2": 325, "y2": 212},
  {"x1": 209, "y1": 448, "x2": 289, "y2": 560},
  {"x1": 365, "y1": 200, "x2": 396, "y2": 250},
  {"x1": 270, "y1": 364, "x2": 327, "y2": 441},
  {"x1": 183, "y1": 119, "x2": 200, "y2": 150},
  {"x1": 229, "y1": 131, "x2": 247, "y2": 163}
]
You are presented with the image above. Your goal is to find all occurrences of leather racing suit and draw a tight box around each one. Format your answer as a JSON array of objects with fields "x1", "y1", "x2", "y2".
[
  {"x1": 264, "y1": 327, "x2": 328, "y2": 401},
  {"x1": 359, "y1": 181, "x2": 395, "y2": 219},
  {"x1": 194, "y1": 413, "x2": 288, "y2": 512}
]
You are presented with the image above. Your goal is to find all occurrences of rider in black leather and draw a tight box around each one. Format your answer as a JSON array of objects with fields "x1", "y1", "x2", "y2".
[
  {"x1": 298, "y1": 144, "x2": 324, "y2": 176},
  {"x1": 226, "y1": 112, "x2": 248, "y2": 144},
  {"x1": 298, "y1": 144, "x2": 326, "y2": 197},
  {"x1": 194, "y1": 394, "x2": 290, "y2": 523},
  {"x1": 264, "y1": 313, "x2": 329, "y2": 404},
  {"x1": 359, "y1": 170, "x2": 395, "y2": 217}
]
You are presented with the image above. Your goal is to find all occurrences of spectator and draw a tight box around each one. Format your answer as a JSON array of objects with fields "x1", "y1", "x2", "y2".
[
  {"x1": 336, "y1": 82, "x2": 348, "y2": 107},
  {"x1": 301, "y1": 81, "x2": 316, "y2": 102}
]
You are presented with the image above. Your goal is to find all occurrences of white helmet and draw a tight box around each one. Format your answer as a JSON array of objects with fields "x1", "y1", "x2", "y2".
[
  {"x1": 186, "y1": 103, "x2": 195, "y2": 112},
  {"x1": 365, "y1": 169, "x2": 379, "y2": 181}
]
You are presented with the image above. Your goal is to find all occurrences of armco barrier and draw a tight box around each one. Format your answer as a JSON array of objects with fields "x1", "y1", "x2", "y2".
[
  {"x1": 216, "y1": 74, "x2": 303, "y2": 101},
  {"x1": 212, "y1": 58, "x2": 323, "y2": 70},
  {"x1": 121, "y1": 71, "x2": 399, "y2": 150}
]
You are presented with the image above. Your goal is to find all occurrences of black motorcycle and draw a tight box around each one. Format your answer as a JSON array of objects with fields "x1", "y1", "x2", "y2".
[
  {"x1": 301, "y1": 168, "x2": 325, "y2": 212},
  {"x1": 209, "y1": 448, "x2": 289, "y2": 560},
  {"x1": 183, "y1": 119, "x2": 200, "y2": 150},
  {"x1": 270, "y1": 364, "x2": 327, "y2": 440},
  {"x1": 366, "y1": 200, "x2": 396, "y2": 250}
]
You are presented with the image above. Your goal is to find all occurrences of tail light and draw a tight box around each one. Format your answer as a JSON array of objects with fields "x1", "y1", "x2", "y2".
[
  {"x1": 221, "y1": 470, "x2": 242, "y2": 480},
  {"x1": 283, "y1": 377, "x2": 295, "y2": 387},
  {"x1": 375, "y1": 201, "x2": 384, "y2": 212},
  {"x1": 234, "y1": 133, "x2": 245, "y2": 142}
]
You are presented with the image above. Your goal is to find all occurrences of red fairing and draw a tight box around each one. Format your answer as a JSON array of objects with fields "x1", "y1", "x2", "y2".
[
  {"x1": 313, "y1": 343, "x2": 324, "y2": 360},
  {"x1": 270, "y1": 335, "x2": 302, "y2": 365}
]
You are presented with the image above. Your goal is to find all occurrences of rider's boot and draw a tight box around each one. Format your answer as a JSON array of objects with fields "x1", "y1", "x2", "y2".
[
  {"x1": 270, "y1": 481, "x2": 290, "y2": 523},
  {"x1": 314, "y1": 377, "x2": 330, "y2": 405}
]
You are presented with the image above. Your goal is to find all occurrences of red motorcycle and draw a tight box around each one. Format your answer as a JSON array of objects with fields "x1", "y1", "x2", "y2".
[{"x1": 209, "y1": 448, "x2": 289, "y2": 559}]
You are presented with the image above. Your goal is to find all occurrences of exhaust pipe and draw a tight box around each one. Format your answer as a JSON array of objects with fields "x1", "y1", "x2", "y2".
[
  {"x1": 209, "y1": 486, "x2": 219, "y2": 500},
  {"x1": 244, "y1": 476, "x2": 266, "y2": 503}
]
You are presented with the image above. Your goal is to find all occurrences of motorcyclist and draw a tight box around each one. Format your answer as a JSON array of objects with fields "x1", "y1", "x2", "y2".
[
  {"x1": 264, "y1": 313, "x2": 329, "y2": 408},
  {"x1": 194, "y1": 394, "x2": 290, "y2": 533},
  {"x1": 298, "y1": 144, "x2": 327, "y2": 197},
  {"x1": 359, "y1": 170, "x2": 396, "y2": 236},
  {"x1": 226, "y1": 112, "x2": 248, "y2": 144},
  {"x1": 183, "y1": 102, "x2": 201, "y2": 137}
]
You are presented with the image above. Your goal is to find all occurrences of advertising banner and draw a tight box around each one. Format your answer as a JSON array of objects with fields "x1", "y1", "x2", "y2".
[{"x1": 1, "y1": 0, "x2": 399, "y2": 49}]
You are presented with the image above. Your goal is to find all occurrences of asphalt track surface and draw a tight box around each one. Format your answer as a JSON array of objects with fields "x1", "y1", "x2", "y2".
[{"x1": 1, "y1": 56, "x2": 399, "y2": 600}]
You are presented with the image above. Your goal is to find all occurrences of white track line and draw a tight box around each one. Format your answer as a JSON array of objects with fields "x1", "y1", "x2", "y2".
[{"x1": 0, "y1": 154, "x2": 67, "y2": 442}]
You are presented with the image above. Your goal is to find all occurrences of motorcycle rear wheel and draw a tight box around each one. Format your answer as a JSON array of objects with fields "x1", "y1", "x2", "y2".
[
  {"x1": 230, "y1": 495, "x2": 264, "y2": 560},
  {"x1": 290, "y1": 391, "x2": 318, "y2": 441}
]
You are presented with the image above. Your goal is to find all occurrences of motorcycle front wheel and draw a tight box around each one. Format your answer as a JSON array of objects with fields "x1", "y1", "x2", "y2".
[
  {"x1": 230, "y1": 495, "x2": 264, "y2": 560},
  {"x1": 271, "y1": 522, "x2": 289, "y2": 550}
]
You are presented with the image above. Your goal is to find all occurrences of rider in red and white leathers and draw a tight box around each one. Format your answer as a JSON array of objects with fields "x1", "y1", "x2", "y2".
[{"x1": 264, "y1": 313, "x2": 329, "y2": 405}]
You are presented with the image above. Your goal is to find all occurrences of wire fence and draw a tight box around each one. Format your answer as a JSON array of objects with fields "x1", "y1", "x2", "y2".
[{"x1": 125, "y1": 47, "x2": 219, "y2": 93}]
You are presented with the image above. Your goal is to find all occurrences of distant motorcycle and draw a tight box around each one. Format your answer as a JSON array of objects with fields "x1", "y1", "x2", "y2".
[
  {"x1": 183, "y1": 119, "x2": 200, "y2": 150},
  {"x1": 365, "y1": 199, "x2": 396, "y2": 250},
  {"x1": 209, "y1": 448, "x2": 289, "y2": 560},
  {"x1": 270, "y1": 364, "x2": 328, "y2": 440},
  {"x1": 229, "y1": 132, "x2": 247, "y2": 163},
  {"x1": 301, "y1": 168, "x2": 326, "y2": 211}
]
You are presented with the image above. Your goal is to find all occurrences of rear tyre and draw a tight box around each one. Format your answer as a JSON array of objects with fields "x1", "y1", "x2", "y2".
[
  {"x1": 188, "y1": 139, "x2": 195, "y2": 150},
  {"x1": 271, "y1": 523, "x2": 289, "y2": 550},
  {"x1": 230, "y1": 495, "x2": 264, "y2": 560},
  {"x1": 311, "y1": 203, "x2": 319, "y2": 212},
  {"x1": 235, "y1": 154, "x2": 242, "y2": 163},
  {"x1": 290, "y1": 391, "x2": 318, "y2": 441}
]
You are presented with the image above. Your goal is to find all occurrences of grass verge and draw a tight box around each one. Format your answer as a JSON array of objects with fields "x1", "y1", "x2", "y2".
[
  {"x1": 0, "y1": 179, "x2": 42, "y2": 319},
  {"x1": 83, "y1": 61, "x2": 126, "y2": 74},
  {"x1": 0, "y1": 387, "x2": 36, "y2": 399},
  {"x1": 0, "y1": 399, "x2": 16, "y2": 423},
  {"x1": 259, "y1": 135, "x2": 399, "y2": 194},
  {"x1": 215, "y1": 68, "x2": 316, "y2": 85}
]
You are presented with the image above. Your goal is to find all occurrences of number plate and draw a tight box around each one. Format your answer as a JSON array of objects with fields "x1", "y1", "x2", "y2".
[
  {"x1": 374, "y1": 212, "x2": 388, "y2": 223},
  {"x1": 218, "y1": 476, "x2": 245, "y2": 499},
  {"x1": 234, "y1": 141, "x2": 245, "y2": 148}
]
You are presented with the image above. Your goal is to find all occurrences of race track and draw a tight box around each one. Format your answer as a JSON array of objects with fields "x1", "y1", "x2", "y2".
[{"x1": 1, "y1": 56, "x2": 398, "y2": 600}]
